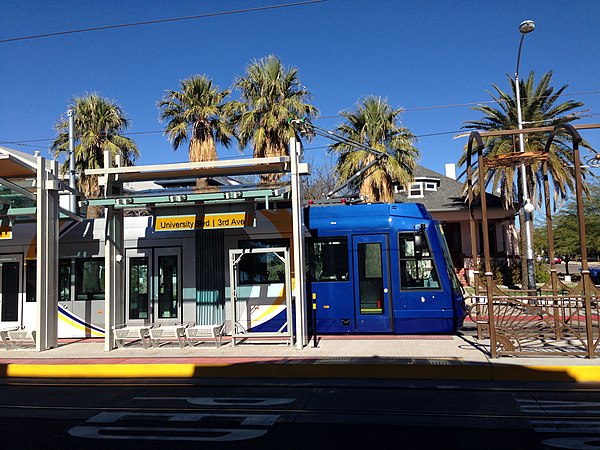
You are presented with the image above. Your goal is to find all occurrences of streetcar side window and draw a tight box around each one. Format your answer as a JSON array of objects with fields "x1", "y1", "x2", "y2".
[
  {"x1": 59, "y1": 259, "x2": 71, "y2": 302},
  {"x1": 307, "y1": 237, "x2": 349, "y2": 282},
  {"x1": 25, "y1": 260, "x2": 36, "y2": 302},
  {"x1": 75, "y1": 258, "x2": 105, "y2": 300},
  {"x1": 398, "y1": 233, "x2": 440, "y2": 290},
  {"x1": 26, "y1": 259, "x2": 71, "y2": 303}
]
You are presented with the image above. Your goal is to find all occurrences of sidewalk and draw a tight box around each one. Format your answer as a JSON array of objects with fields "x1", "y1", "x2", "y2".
[{"x1": 1, "y1": 332, "x2": 599, "y2": 383}]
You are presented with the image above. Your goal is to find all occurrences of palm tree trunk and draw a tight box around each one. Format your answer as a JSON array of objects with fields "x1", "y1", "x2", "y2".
[
  {"x1": 189, "y1": 137, "x2": 217, "y2": 189},
  {"x1": 259, "y1": 136, "x2": 284, "y2": 183},
  {"x1": 80, "y1": 176, "x2": 103, "y2": 219},
  {"x1": 359, "y1": 154, "x2": 376, "y2": 201}
]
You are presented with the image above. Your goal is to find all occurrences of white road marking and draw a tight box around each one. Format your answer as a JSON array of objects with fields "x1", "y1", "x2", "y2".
[
  {"x1": 516, "y1": 397, "x2": 600, "y2": 449},
  {"x1": 69, "y1": 411, "x2": 280, "y2": 441},
  {"x1": 542, "y1": 437, "x2": 600, "y2": 450}
]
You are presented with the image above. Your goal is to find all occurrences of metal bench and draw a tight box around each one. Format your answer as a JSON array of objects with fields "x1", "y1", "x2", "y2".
[
  {"x1": 1, "y1": 327, "x2": 36, "y2": 350},
  {"x1": 112, "y1": 324, "x2": 151, "y2": 349},
  {"x1": 185, "y1": 323, "x2": 226, "y2": 348},
  {"x1": 1, "y1": 327, "x2": 18, "y2": 350},
  {"x1": 148, "y1": 324, "x2": 188, "y2": 348}
]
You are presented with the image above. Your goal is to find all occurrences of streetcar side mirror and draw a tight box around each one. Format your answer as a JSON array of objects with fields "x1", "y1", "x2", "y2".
[{"x1": 414, "y1": 224, "x2": 426, "y2": 260}]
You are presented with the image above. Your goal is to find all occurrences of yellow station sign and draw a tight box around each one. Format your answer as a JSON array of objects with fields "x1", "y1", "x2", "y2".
[{"x1": 155, "y1": 212, "x2": 254, "y2": 232}]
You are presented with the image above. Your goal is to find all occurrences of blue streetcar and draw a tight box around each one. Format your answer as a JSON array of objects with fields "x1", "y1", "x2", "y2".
[{"x1": 306, "y1": 203, "x2": 466, "y2": 334}]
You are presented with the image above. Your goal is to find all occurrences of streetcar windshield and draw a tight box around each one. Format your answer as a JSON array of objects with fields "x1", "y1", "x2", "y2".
[{"x1": 435, "y1": 223, "x2": 463, "y2": 292}]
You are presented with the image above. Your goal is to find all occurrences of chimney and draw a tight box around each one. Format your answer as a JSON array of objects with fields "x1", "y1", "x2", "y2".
[{"x1": 445, "y1": 163, "x2": 456, "y2": 180}]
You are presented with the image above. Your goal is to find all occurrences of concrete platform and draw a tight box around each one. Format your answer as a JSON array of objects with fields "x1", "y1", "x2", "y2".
[{"x1": 1, "y1": 333, "x2": 599, "y2": 382}]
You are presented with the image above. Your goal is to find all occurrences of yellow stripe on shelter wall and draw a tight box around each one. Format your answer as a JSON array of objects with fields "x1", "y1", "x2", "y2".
[{"x1": 59, "y1": 313, "x2": 104, "y2": 337}]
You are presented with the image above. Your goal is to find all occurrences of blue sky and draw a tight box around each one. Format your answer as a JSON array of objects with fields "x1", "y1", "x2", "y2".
[{"x1": 1, "y1": 0, "x2": 599, "y2": 179}]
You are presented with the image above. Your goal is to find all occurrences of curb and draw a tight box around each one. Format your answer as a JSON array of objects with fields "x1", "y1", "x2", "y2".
[{"x1": 2, "y1": 361, "x2": 600, "y2": 382}]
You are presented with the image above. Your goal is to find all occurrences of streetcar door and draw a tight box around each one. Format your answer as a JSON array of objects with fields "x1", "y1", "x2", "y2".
[
  {"x1": 126, "y1": 247, "x2": 181, "y2": 325},
  {"x1": 0, "y1": 254, "x2": 23, "y2": 328},
  {"x1": 352, "y1": 235, "x2": 392, "y2": 333},
  {"x1": 70, "y1": 258, "x2": 106, "y2": 336}
]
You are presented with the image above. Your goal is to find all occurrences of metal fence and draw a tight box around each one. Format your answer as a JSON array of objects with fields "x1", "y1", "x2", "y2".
[{"x1": 467, "y1": 275, "x2": 600, "y2": 357}]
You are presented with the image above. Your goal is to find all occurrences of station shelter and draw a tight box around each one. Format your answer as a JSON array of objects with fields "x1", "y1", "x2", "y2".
[
  {"x1": 0, "y1": 139, "x2": 309, "y2": 352},
  {"x1": 0, "y1": 149, "x2": 81, "y2": 351}
]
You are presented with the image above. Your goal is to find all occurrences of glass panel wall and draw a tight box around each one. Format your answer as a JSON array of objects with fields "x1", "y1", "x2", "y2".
[
  {"x1": 75, "y1": 259, "x2": 105, "y2": 301},
  {"x1": 238, "y1": 239, "x2": 288, "y2": 284},
  {"x1": 158, "y1": 255, "x2": 178, "y2": 319},
  {"x1": 129, "y1": 257, "x2": 149, "y2": 320},
  {"x1": 1, "y1": 262, "x2": 19, "y2": 321}
]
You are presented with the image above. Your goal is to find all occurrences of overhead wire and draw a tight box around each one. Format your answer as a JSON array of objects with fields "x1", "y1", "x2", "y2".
[
  {"x1": 0, "y1": 1, "x2": 327, "y2": 44},
  {"x1": 1, "y1": 3, "x2": 599, "y2": 154},
  {"x1": 1, "y1": 94, "x2": 598, "y2": 152}
]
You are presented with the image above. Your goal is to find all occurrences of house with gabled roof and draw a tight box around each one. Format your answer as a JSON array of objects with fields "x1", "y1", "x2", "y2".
[{"x1": 394, "y1": 163, "x2": 519, "y2": 285}]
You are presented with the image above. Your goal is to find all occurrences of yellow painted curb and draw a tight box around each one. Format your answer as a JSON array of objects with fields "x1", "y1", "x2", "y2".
[
  {"x1": 531, "y1": 366, "x2": 600, "y2": 382},
  {"x1": 1, "y1": 363, "x2": 599, "y2": 382},
  {"x1": 4, "y1": 364, "x2": 202, "y2": 378},
  {"x1": 1, "y1": 362, "x2": 491, "y2": 380},
  {"x1": 492, "y1": 365, "x2": 600, "y2": 383}
]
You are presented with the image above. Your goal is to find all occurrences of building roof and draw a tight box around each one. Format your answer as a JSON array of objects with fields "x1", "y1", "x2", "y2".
[
  {"x1": 0, "y1": 145, "x2": 55, "y2": 172},
  {"x1": 395, "y1": 164, "x2": 510, "y2": 212}
]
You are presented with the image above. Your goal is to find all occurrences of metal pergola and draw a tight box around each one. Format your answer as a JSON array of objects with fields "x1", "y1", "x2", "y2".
[{"x1": 464, "y1": 124, "x2": 600, "y2": 358}]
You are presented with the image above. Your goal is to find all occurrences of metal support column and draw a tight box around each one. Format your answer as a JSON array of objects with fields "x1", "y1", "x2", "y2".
[
  {"x1": 104, "y1": 151, "x2": 124, "y2": 351},
  {"x1": 290, "y1": 136, "x2": 307, "y2": 349},
  {"x1": 36, "y1": 156, "x2": 59, "y2": 351}
]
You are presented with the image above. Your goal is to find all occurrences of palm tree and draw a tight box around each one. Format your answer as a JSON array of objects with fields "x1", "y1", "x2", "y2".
[
  {"x1": 232, "y1": 55, "x2": 318, "y2": 182},
  {"x1": 329, "y1": 96, "x2": 419, "y2": 203},
  {"x1": 159, "y1": 75, "x2": 235, "y2": 187},
  {"x1": 459, "y1": 70, "x2": 594, "y2": 288},
  {"x1": 51, "y1": 94, "x2": 139, "y2": 218},
  {"x1": 459, "y1": 71, "x2": 593, "y2": 210}
]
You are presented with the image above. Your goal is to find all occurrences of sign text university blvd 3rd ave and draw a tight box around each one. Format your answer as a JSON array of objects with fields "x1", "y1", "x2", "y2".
[{"x1": 154, "y1": 213, "x2": 254, "y2": 232}]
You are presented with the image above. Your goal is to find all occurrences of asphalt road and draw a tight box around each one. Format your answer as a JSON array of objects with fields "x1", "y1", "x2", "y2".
[
  {"x1": 553, "y1": 261, "x2": 600, "y2": 276},
  {"x1": 1, "y1": 379, "x2": 600, "y2": 450}
]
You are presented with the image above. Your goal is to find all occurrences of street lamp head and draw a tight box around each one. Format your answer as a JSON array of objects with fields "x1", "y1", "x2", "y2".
[
  {"x1": 524, "y1": 200, "x2": 535, "y2": 214},
  {"x1": 585, "y1": 153, "x2": 600, "y2": 168},
  {"x1": 519, "y1": 20, "x2": 535, "y2": 34}
]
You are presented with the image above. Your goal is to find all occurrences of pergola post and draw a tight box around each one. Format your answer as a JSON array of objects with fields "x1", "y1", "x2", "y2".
[
  {"x1": 466, "y1": 132, "x2": 499, "y2": 357},
  {"x1": 544, "y1": 124, "x2": 594, "y2": 359}
]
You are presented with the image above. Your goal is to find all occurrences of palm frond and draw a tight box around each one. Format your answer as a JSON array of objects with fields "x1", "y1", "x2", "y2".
[
  {"x1": 158, "y1": 75, "x2": 234, "y2": 157},
  {"x1": 458, "y1": 71, "x2": 594, "y2": 211},
  {"x1": 329, "y1": 96, "x2": 419, "y2": 202}
]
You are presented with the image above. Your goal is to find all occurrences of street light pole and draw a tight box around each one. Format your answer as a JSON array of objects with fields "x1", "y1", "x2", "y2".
[
  {"x1": 515, "y1": 19, "x2": 536, "y2": 293},
  {"x1": 67, "y1": 109, "x2": 77, "y2": 213}
]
